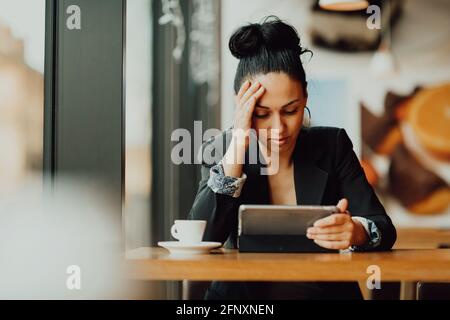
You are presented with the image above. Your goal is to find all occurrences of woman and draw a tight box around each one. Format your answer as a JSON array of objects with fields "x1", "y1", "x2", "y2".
[{"x1": 189, "y1": 16, "x2": 396, "y2": 300}]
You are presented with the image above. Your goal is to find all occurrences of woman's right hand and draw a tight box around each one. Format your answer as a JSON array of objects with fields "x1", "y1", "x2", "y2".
[
  {"x1": 222, "y1": 80, "x2": 265, "y2": 178},
  {"x1": 232, "y1": 80, "x2": 265, "y2": 148}
]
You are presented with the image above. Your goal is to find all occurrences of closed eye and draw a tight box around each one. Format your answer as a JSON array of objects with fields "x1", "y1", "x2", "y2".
[
  {"x1": 283, "y1": 107, "x2": 299, "y2": 115},
  {"x1": 254, "y1": 105, "x2": 270, "y2": 118},
  {"x1": 253, "y1": 113, "x2": 269, "y2": 119}
]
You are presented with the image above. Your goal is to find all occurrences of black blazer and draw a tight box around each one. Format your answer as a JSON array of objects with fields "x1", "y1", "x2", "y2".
[{"x1": 188, "y1": 126, "x2": 397, "y2": 299}]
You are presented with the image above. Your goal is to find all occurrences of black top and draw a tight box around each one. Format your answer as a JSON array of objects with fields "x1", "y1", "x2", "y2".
[{"x1": 188, "y1": 126, "x2": 397, "y2": 299}]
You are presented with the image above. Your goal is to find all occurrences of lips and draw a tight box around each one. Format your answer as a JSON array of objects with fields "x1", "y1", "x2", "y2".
[{"x1": 269, "y1": 136, "x2": 289, "y2": 146}]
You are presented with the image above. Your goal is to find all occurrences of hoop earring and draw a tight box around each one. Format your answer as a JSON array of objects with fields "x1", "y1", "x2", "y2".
[{"x1": 304, "y1": 106, "x2": 311, "y2": 127}]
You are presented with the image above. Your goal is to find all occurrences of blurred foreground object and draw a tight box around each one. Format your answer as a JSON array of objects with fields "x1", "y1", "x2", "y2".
[
  {"x1": 0, "y1": 21, "x2": 44, "y2": 195},
  {"x1": 0, "y1": 176, "x2": 142, "y2": 299}
]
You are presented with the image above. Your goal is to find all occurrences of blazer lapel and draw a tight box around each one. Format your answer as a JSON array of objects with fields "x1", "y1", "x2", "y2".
[{"x1": 293, "y1": 128, "x2": 329, "y2": 205}]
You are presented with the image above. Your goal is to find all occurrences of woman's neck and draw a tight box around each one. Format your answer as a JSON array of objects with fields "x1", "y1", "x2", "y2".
[{"x1": 276, "y1": 151, "x2": 294, "y2": 170}]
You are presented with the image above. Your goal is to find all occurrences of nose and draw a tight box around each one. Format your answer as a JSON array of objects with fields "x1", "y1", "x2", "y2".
[{"x1": 270, "y1": 113, "x2": 287, "y2": 137}]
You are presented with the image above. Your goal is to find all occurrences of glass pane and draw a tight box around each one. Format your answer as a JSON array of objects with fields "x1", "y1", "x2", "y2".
[{"x1": 124, "y1": 0, "x2": 152, "y2": 250}]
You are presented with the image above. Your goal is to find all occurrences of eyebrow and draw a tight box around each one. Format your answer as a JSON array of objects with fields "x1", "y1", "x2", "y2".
[{"x1": 256, "y1": 99, "x2": 300, "y2": 109}]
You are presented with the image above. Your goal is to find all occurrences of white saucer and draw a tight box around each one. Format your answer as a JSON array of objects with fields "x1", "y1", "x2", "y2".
[{"x1": 158, "y1": 241, "x2": 222, "y2": 255}]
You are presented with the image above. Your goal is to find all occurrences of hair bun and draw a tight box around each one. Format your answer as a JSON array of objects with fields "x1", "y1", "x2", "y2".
[
  {"x1": 229, "y1": 24, "x2": 263, "y2": 59},
  {"x1": 229, "y1": 16, "x2": 306, "y2": 59}
]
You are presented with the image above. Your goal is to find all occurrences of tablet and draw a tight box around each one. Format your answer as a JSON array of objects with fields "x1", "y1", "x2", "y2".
[{"x1": 238, "y1": 204, "x2": 339, "y2": 236}]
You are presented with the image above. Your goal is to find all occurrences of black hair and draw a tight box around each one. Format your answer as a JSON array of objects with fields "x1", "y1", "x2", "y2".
[{"x1": 229, "y1": 16, "x2": 312, "y2": 95}]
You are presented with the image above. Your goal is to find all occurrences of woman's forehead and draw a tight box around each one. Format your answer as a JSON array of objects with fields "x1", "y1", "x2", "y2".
[{"x1": 252, "y1": 72, "x2": 304, "y2": 108}]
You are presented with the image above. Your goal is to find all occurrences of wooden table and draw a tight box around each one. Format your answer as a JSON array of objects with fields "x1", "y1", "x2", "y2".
[
  {"x1": 126, "y1": 247, "x2": 450, "y2": 282},
  {"x1": 394, "y1": 228, "x2": 450, "y2": 249},
  {"x1": 126, "y1": 229, "x2": 450, "y2": 299}
]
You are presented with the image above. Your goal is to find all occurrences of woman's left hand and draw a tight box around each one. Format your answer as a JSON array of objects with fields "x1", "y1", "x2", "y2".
[{"x1": 306, "y1": 199, "x2": 369, "y2": 250}]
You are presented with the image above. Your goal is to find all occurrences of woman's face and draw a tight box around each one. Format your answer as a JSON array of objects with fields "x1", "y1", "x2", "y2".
[{"x1": 250, "y1": 72, "x2": 307, "y2": 154}]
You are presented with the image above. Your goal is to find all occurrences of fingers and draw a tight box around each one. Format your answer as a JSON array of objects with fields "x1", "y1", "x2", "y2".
[
  {"x1": 307, "y1": 223, "x2": 352, "y2": 235},
  {"x1": 307, "y1": 231, "x2": 351, "y2": 241},
  {"x1": 245, "y1": 86, "x2": 265, "y2": 112},
  {"x1": 313, "y1": 239, "x2": 351, "y2": 250},
  {"x1": 336, "y1": 198, "x2": 348, "y2": 213},
  {"x1": 313, "y1": 213, "x2": 350, "y2": 228},
  {"x1": 232, "y1": 80, "x2": 265, "y2": 148},
  {"x1": 308, "y1": 202, "x2": 354, "y2": 250},
  {"x1": 241, "y1": 81, "x2": 262, "y2": 107},
  {"x1": 237, "y1": 80, "x2": 250, "y2": 100}
]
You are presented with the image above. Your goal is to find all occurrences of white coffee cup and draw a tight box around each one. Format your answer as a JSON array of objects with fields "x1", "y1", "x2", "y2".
[{"x1": 170, "y1": 220, "x2": 207, "y2": 244}]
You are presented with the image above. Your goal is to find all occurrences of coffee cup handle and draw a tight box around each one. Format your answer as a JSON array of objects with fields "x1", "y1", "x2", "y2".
[{"x1": 170, "y1": 224, "x2": 179, "y2": 240}]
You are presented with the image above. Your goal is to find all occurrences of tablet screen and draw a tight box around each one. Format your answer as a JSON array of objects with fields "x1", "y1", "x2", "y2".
[{"x1": 238, "y1": 205, "x2": 338, "y2": 235}]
